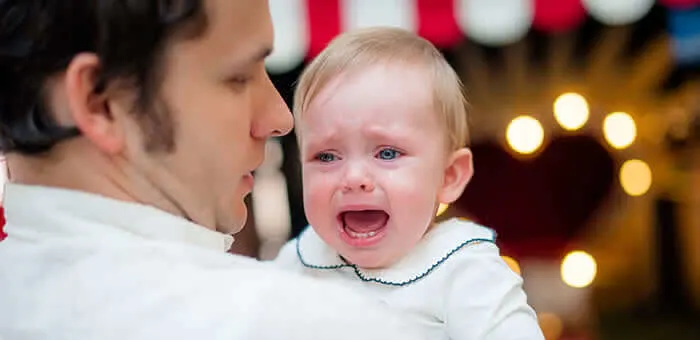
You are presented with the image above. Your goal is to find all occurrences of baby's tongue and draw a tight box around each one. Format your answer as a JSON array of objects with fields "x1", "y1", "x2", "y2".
[{"x1": 342, "y1": 210, "x2": 389, "y2": 233}]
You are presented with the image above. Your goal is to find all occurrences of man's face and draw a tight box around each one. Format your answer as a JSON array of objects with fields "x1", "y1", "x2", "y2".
[{"x1": 125, "y1": 0, "x2": 292, "y2": 234}]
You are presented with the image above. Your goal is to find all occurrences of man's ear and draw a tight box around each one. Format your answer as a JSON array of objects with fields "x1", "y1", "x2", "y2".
[
  {"x1": 64, "y1": 53, "x2": 124, "y2": 155},
  {"x1": 437, "y1": 148, "x2": 473, "y2": 204}
]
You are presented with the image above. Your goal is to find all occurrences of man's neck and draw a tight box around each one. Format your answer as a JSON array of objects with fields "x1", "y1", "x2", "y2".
[{"x1": 4, "y1": 141, "x2": 186, "y2": 221}]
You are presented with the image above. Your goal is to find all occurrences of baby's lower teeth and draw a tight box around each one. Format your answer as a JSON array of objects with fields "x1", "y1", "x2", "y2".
[{"x1": 347, "y1": 229, "x2": 377, "y2": 238}]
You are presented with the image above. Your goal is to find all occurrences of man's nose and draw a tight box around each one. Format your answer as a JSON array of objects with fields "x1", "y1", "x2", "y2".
[{"x1": 252, "y1": 74, "x2": 294, "y2": 139}]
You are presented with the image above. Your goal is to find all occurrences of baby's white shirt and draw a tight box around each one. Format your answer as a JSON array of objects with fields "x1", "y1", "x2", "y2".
[{"x1": 274, "y1": 218, "x2": 545, "y2": 340}]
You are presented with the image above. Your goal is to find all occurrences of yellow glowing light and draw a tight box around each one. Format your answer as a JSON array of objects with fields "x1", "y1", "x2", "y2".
[
  {"x1": 603, "y1": 112, "x2": 637, "y2": 149},
  {"x1": 436, "y1": 203, "x2": 449, "y2": 217},
  {"x1": 620, "y1": 159, "x2": 652, "y2": 197},
  {"x1": 501, "y1": 256, "x2": 522, "y2": 276},
  {"x1": 561, "y1": 251, "x2": 597, "y2": 288},
  {"x1": 553, "y1": 92, "x2": 589, "y2": 131},
  {"x1": 506, "y1": 116, "x2": 544, "y2": 154},
  {"x1": 538, "y1": 313, "x2": 564, "y2": 340}
]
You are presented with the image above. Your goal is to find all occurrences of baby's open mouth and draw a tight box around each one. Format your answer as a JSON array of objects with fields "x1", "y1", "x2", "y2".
[{"x1": 340, "y1": 210, "x2": 389, "y2": 239}]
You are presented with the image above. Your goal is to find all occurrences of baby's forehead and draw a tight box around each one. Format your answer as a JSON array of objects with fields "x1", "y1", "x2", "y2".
[
  {"x1": 312, "y1": 64, "x2": 434, "y2": 108},
  {"x1": 300, "y1": 101, "x2": 442, "y2": 143},
  {"x1": 341, "y1": 61, "x2": 432, "y2": 85}
]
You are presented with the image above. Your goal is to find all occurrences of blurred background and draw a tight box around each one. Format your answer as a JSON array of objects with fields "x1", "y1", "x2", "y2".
[
  {"x1": 2, "y1": 0, "x2": 700, "y2": 339},
  {"x1": 250, "y1": 0, "x2": 700, "y2": 339}
]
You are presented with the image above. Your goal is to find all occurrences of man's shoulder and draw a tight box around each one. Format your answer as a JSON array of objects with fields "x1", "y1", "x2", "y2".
[
  {"x1": 0, "y1": 242, "x2": 425, "y2": 340},
  {"x1": 157, "y1": 256, "x2": 425, "y2": 339}
]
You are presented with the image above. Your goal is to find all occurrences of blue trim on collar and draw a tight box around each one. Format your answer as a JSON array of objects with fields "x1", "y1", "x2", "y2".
[{"x1": 295, "y1": 225, "x2": 498, "y2": 287}]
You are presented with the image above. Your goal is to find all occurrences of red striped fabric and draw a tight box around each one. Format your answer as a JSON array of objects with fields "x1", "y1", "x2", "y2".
[
  {"x1": 301, "y1": 0, "x2": 681, "y2": 61},
  {"x1": 306, "y1": 0, "x2": 342, "y2": 59},
  {"x1": 659, "y1": 0, "x2": 700, "y2": 9},
  {"x1": 416, "y1": 0, "x2": 462, "y2": 48},
  {"x1": 532, "y1": 0, "x2": 587, "y2": 33}
]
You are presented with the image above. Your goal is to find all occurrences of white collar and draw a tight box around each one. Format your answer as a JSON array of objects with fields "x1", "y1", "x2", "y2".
[
  {"x1": 2, "y1": 183, "x2": 234, "y2": 252},
  {"x1": 296, "y1": 218, "x2": 497, "y2": 286}
]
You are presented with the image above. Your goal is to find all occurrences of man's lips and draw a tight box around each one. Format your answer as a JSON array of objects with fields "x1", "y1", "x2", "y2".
[{"x1": 242, "y1": 172, "x2": 254, "y2": 190}]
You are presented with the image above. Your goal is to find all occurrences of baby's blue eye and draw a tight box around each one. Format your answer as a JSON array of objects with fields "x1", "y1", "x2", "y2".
[
  {"x1": 316, "y1": 152, "x2": 336, "y2": 162},
  {"x1": 377, "y1": 148, "x2": 399, "y2": 160}
]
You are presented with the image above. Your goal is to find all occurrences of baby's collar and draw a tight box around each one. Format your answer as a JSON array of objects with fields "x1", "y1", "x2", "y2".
[{"x1": 295, "y1": 217, "x2": 497, "y2": 286}]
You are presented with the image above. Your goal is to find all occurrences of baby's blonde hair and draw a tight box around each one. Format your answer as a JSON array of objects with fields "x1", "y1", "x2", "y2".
[{"x1": 293, "y1": 27, "x2": 470, "y2": 151}]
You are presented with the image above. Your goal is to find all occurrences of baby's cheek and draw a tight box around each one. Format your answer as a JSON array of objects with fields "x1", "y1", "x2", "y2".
[
  {"x1": 303, "y1": 183, "x2": 333, "y2": 212},
  {"x1": 394, "y1": 194, "x2": 437, "y2": 224},
  {"x1": 304, "y1": 180, "x2": 331, "y2": 199}
]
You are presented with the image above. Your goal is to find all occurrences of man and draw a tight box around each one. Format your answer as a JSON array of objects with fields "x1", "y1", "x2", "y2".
[{"x1": 0, "y1": 1, "x2": 424, "y2": 339}]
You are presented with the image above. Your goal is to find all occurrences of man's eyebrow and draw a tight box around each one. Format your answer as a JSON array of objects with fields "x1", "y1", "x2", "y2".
[
  {"x1": 239, "y1": 46, "x2": 273, "y2": 67},
  {"x1": 254, "y1": 46, "x2": 273, "y2": 62},
  {"x1": 224, "y1": 46, "x2": 272, "y2": 76}
]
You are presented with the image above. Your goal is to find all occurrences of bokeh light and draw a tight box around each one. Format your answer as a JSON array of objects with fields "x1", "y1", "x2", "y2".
[
  {"x1": 603, "y1": 112, "x2": 637, "y2": 149},
  {"x1": 456, "y1": 0, "x2": 533, "y2": 46},
  {"x1": 553, "y1": 92, "x2": 589, "y2": 131},
  {"x1": 561, "y1": 251, "x2": 597, "y2": 288},
  {"x1": 506, "y1": 116, "x2": 545, "y2": 154},
  {"x1": 619, "y1": 159, "x2": 652, "y2": 196},
  {"x1": 583, "y1": 0, "x2": 655, "y2": 26},
  {"x1": 538, "y1": 313, "x2": 564, "y2": 340}
]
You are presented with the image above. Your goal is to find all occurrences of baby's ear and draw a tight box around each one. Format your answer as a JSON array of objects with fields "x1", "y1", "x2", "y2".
[{"x1": 437, "y1": 148, "x2": 473, "y2": 204}]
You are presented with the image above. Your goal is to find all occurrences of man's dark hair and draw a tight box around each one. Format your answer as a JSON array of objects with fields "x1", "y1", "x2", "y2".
[{"x1": 0, "y1": 0, "x2": 206, "y2": 155}]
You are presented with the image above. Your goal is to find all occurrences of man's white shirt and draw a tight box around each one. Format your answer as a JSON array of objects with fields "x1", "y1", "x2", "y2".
[{"x1": 0, "y1": 183, "x2": 424, "y2": 340}]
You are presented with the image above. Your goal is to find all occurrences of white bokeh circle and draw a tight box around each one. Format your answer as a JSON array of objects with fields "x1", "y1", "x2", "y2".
[
  {"x1": 341, "y1": 0, "x2": 416, "y2": 31},
  {"x1": 456, "y1": 0, "x2": 533, "y2": 46},
  {"x1": 583, "y1": 0, "x2": 654, "y2": 26},
  {"x1": 266, "y1": 0, "x2": 308, "y2": 74}
]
